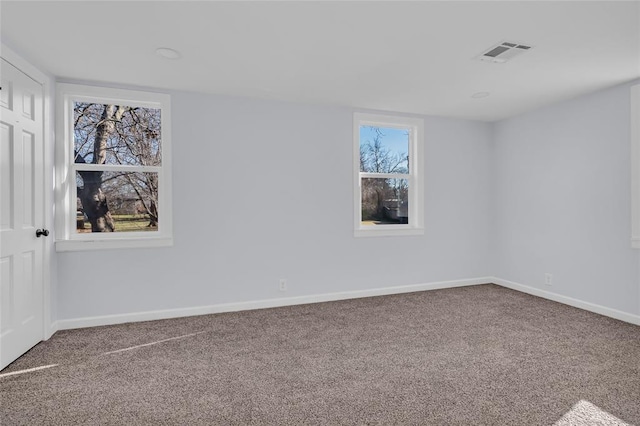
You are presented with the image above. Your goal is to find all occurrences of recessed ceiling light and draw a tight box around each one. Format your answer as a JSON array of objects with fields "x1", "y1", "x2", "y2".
[
  {"x1": 471, "y1": 92, "x2": 490, "y2": 99},
  {"x1": 155, "y1": 47, "x2": 181, "y2": 60}
]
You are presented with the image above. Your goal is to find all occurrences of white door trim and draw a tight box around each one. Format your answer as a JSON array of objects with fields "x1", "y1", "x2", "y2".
[{"x1": 1, "y1": 43, "x2": 54, "y2": 340}]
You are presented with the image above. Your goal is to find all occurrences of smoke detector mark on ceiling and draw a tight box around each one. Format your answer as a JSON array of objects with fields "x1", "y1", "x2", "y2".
[
  {"x1": 156, "y1": 47, "x2": 182, "y2": 60},
  {"x1": 476, "y1": 41, "x2": 533, "y2": 63}
]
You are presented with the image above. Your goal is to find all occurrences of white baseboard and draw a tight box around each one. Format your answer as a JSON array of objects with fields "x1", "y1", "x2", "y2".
[
  {"x1": 55, "y1": 276, "x2": 640, "y2": 331},
  {"x1": 492, "y1": 277, "x2": 640, "y2": 326},
  {"x1": 56, "y1": 277, "x2": 493, "y2": 330}
]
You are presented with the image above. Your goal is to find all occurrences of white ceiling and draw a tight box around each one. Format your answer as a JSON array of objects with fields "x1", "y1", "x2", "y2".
[{"x1": 2, "y1": 1, "x2": 639, "y2": 121}]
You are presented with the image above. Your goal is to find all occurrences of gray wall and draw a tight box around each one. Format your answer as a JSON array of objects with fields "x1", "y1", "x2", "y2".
[
  {"x1": 55, "y1": 79, "x2": 640, "y2": 323},
  {"x1": 493, "y1": 79, "x2": 640, "y2": 315},
  {"x1": 56, "y1": 92, "x2": 494, "y2": 320}
]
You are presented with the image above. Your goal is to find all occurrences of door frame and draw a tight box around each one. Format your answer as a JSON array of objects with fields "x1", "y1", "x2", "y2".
[{"x1": 2, "y1": 43, "x2": 54, "y2": 340}]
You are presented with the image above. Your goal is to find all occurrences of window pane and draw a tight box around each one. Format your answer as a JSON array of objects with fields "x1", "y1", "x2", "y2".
[
  {"x1": 74, "y1": 102, "x2": 162, "y2": 166},
  {"x1": 76, "y1": 171, "x2": 159, "y2": 233},
  {"x1": 359, "y1": 126, "x2": 409, "y2": 173},
  {"x1": 361, "y1": 178, "x2": 409, "y2": 225}
]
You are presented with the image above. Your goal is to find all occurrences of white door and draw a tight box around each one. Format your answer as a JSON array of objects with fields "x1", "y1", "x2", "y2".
[{"x1": 0, "y1": 58, "x2": 45, "y2": 370}]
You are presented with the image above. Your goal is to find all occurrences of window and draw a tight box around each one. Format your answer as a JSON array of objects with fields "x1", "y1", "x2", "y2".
[
  {"x1": 55, "y1": 83, "x2": 172, "y2": 251},
  {"x1": 354, "y1": 112, "x2": 424, "y2": 237}
]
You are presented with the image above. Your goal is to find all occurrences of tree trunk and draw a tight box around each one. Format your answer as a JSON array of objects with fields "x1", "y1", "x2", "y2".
[
  {"x1": 77, "y1": 104, "x2": 125, "y2": 232},
  {"x1": 376, "y1": 189, "x2": 385, "y2": 220},
  {"x1": 78, "y1": 171, "x2": 115, "y2": 232},
  {"x1": 147, "y1": 199, "x2": 158, "y2": 227},
  {"x1": 125, "y1": 172, "x2": 158, "y2": 227}
]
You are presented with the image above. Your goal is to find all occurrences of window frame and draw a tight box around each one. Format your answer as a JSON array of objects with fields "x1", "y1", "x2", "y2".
[
  {"x1": 353, "y1": 112, "x2": 424, "y2": 237},
  {"x1": 55, "y1": 83, "x2": 173, "y2": 252}
]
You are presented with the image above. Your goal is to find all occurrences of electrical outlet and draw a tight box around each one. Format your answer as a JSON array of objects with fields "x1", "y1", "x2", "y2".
[
  {"x1": 279, "y1": 279, "x2": 287, "y2": 292},
  {"x1": 545, "y1": 273, "x2": 553, "y2": 286}
]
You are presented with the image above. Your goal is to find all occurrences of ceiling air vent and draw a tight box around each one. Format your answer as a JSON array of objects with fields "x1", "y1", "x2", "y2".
[{"x1": 476, "y1": 41, "x2": 533, "y2": 63}]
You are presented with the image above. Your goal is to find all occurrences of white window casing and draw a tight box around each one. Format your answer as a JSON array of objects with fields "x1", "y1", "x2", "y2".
[
  {"x1": 55, "y1": 83, "x2": 173, "y2": 251},
  {"x1": 353, "y1": 112, "x2": 424, "y2": 237}
]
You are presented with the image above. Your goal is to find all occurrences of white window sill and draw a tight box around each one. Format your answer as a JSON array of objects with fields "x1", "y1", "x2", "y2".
[
  {"x1": 354, "y1": 226, "x2": 424, "y2": 238},
  {"x1": 56, "y1": 237, "x2": 173, "y2": 252}
]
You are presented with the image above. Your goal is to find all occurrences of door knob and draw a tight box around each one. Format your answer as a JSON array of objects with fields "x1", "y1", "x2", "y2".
[{"x1": 36, "y1": 229, "x2": 49, "y2": 237}]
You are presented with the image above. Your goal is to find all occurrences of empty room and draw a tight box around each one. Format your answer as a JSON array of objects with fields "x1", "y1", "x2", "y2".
[{"x1": 1, "y1": 1, "x2": 639, "y2": 424}]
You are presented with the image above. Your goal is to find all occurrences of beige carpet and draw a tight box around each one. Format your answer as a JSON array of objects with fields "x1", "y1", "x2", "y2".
[{"x1": 1, "y1": 284, "x2": 639, "y2": 425}]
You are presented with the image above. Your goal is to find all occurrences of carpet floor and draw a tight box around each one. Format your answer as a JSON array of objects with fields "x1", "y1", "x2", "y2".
[{"x1": 1, "y1": 284, "x2": 639, "y2": 425}]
